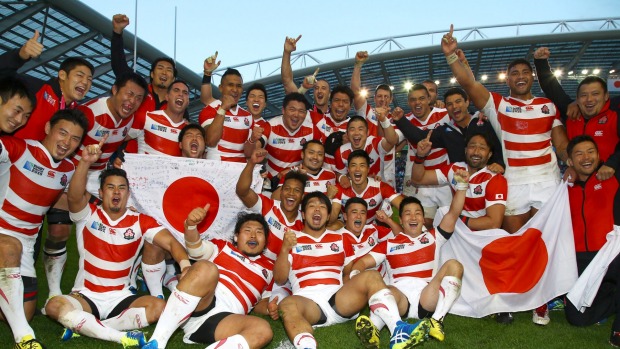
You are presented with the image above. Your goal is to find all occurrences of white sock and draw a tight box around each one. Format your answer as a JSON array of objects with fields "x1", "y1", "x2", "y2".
[
  {"x1": 0, "y1": 268, "x2": 34, "y2": 342},
  {"x1": 59, "y1": 309, "x2": 124, "y2": 343},
  {"x1": 292, "y1": 332, "x2": 316, "y2": 349},
  {"x1": 43, "y1": 247, "x2": 67, "y2": 297},
  {"x1": 149, "y1": 288, "x2": 201, "y2": 348},
  {"x1": 369, "y1": 312, "x2": 386, "y2": 331},
  {"x1": 432, "y1": 276, "x2": 461, "y2": 321},
  {"x1": 101, "y1": 307, "x2": 149, "y2": 330},
  {"x1": 129, "y1": 255, "x2": 142, "y2": 290},
  {"x1": 163, "y1": 273, "x2": 178, "y2": 293},
  {"x1": 369, "y1": 288, "x2": 401, "y2": 334},
  {"x1": 205, "y1": 334, "x2": 250, "y2": 349},
  {"x1": 142, "y1": 261, "x2": 166, "y2": 297}
]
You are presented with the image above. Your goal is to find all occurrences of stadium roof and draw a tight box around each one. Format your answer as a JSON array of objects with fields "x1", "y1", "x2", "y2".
[{"x1": 1, "y1": 1, "x2": 619, "y2": 120}]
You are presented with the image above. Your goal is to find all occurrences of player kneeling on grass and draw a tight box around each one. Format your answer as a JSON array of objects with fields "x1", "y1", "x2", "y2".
[
  {"x1": 142, "y1": 210, "x2": 274, "y2": 349},
  {"x1": 276, "y1": 192, "x2": 429, "y2": 349},
  {"x1": 350, "y1": 170, "x2": 467, "y2": 347},
  {"x1": 44, "y1": 139, "x2": 191, "y2": 347}
]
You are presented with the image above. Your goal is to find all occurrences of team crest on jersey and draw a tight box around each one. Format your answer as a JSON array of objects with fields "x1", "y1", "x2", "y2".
[
  {"x1": 541, "y1": 105, "x2": 550, "y2": 115},
  {"x1": 369, "y1": 199, "x2": 377, "y2": 207},
  {"x1": 369, "y1": 158, "x2": 375, "y2": 165},
  {"x1": 60, "y1": 174, "x2": 68, "y2": 187},
  {"x1": 418, "y1": 235, "x2": 429, "y2": 244},
  {"x1": 330, "y1": 243, "x2": 339, "y2": 252},
  {"x1": 390, "y1": 244, "x2": 405, "y2": 252},
  {"x1": 244, "y1": 118, "x2": 250, "y2": 126},
  {"x1": 44, "y1": 91, "x2": 56, "y2": 106},
  {"x1": 368, "y1": 237, "x2": 376, "y2": 246},
  {"x1": 23, "y1": 161, "x2": 44, "y2": 176},
  {"x1": 300, "y1": 138, "x2": 307, "y2": 145},
  {"x1": 122, "y1": 127, "x2": 129, "y2": 137},
  {"x1": 474, "y1": 185, "x2": 482, "y2": 195},
  {"x1": 262, "y1": 269, "x2": 269, "y2": 278},
  {"x1": 599, "y1": 116, "x2": 608, "y2": 124},
  {"x1": 123, "y1": 228, "x2": 135, "y2": 240}
]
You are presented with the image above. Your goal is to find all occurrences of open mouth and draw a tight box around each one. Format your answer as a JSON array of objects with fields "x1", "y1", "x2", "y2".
[
  {"x1": 75, "y1": 86, "x2": 86, "y2": 96},
  {"x1": 175, "y1": 98, "x2": 184, "y2": 107},
  {"x1": 312, "y1": 213, "x2": 322, "y2": 225},
  {"x1": 112, "y1": 197, "x2": 121, "y2": 205},
  {"x1": 121, "y1": 103, "x2": 133, "y2": 115},
  {"x1": 190, "y1": 140, "x2": 199, "y2": 152},
  {"x1": 56, "y1": 144, "x2": 69, "y2": 156},
  {"x1": 247, "y1": 240, "x2": 258, "y2": 248},
  {"x1": 353, "y1": 219, "x2": 363, "y2": 228}
]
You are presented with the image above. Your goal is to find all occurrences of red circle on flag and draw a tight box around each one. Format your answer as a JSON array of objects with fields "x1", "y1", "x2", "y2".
[
  {"x1": 614, "y1": 81, "x2": 620, "y2": 88},
  {"x1": 479, "y1": 228, "x2": 548, "y2": 294},
  {"x1": 162, "y1": 177, "x2": 219, "y2": 233}
]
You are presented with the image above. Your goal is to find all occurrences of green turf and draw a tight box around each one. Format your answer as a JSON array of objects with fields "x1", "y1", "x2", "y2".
[{"x1": 0, "y1": 228, "x2": 615, "y2": 349}]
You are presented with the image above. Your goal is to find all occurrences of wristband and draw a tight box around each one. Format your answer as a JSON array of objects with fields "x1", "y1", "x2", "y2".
[
  {"x1": 459, "y1": 215, "x2": 470, "y2": 226},
  {"x1": 185, "y1": 220, "x2": 198, "y2": 231},
  {"x1": 298, "y1": 86, "x2": 308, "y2": 94},
  {"x1": 202, "y1": 74, "x2": 212, "y2": 84},
  {"x1": 455, "y1": 181, "x2": 469, "y2": 191},
  {"x1": 380, "y1": 118, "x2": 391, "y2": 129},
  {"x1": 216, "y1": 107, "x2": 226, "y2": 116},
  {"x1": 413, "y1": 155, "x2": 426, "y2": 164},
  {"x1": 179, "y1": 259, "x2": 191, "y2": 270},
  {"x1": 446, "y1": 52, "x2": 459, "y2": 65}
]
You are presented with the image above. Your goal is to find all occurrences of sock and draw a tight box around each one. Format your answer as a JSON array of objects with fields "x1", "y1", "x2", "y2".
[
  {"x1": 164, "y1": 260, "x2": 178, "y2": 291},
  {"x1": 129, "y1": 255, "x2": 142, "y2": 290},
  {"x1": 205, "y1": 334, "x2": 250, "y2": 349},
  {"x1": 101, "y1": 307, "x2": 149, "y2": 330},
  {"x1": 0, "y1": 268, "x2": 35, "y2": 342},
  {"x1": 292, "y1": 332, "x2": 316, "y2": 349},
  {"x1": 142, "y1": 260, "x2": 166, "y2": 297},
  {"x1": 369, "y1": 288, "x2": 401, "y2": 334},
  {"x1": 43, "y1": 239, "x2": 67, "y2": 297},
  {"x1": 59, "y1": 309, "x2": 124, "y2": 343},
  {"x1": 369, "y1": 312, "x2": 386, "y2": 331},
  {"x1": 432, "y1": 276, "x2": 461, "y2": 321},
  {"x1": 149, "y1": 288, "x2": 201, "y2": 348}
]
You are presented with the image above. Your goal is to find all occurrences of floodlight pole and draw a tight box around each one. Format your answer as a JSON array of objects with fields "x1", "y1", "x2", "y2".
[
  {"x1": 133, "y1": 0, "x2": 138, "y2": 71},
  {"x1": 174, "y1": 6, "x2": 177, "y2": 62}
]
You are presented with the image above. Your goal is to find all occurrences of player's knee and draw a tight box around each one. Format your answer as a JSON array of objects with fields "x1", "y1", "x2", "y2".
[
  {"x1": 46, "y1": 224, "x2": 71, "y2": 241},
  {"x1": 186, "y1": 260, "x2": 218, "y2": 289},
  {"x1": 146, "y1": 298, "x2": 167, "y2": 322},
  {"x1": 0, "y1": 236, "x2": 22, "y2": 264},
  {"x1": 141, "y1": 242, "x2": 166, "y2": 263},
  {"x1": 278, "y1": 296, "x2": 298, "y2": 318},
  {"x1": 444, "y1": 259, "x2": 464, "y2": 276},
  {"x1": 246, "y1": 318, "x2": 273, "y2": 346},
  {"x1": 45, "y1": 296, "x2": 70, "y2": 319}
]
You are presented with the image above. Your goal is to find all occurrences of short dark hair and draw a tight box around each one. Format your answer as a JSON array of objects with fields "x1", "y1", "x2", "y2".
[
  {"x1": 246, "y1": 83, "x2": 268, "y2": 101},
  {"x1": 99, "y1": 168, "x2": 129, "y2": 189},
  {"x1": 409, "y1": 83, "x2": 429, "y2": 96},
  {"x1": 330, "y1": 85, "x2": 355, "y2": 103},
  {"x1": 422, "y1": 79, "x2": 437, "y2": 88},
  {"x1": 443, "y1": 87, "x2": 468, "y2": 102},
  {"x1": 233, "y1": 212, "x2": 269, "y2": 245},
  {"x1": 347, "y1": 149, "x2": 370, "y2": 166},
  {"x1": 0, "y1": 76, "x2": 36, "y2": 109},
  {"x1": 283, "y1": 92, "x2": 308, "y2": 109},
  {"x1": 344, "y1": 197, "x2": 367, "y2": 213},
  {"x1": 59, "y1": 57, "x2": 95, "y2": 76},
  {"x1": 167, "y1": 79, "x2": 189, "y2": 93},
  {"x1": 506, "y1": 58, "x2": 533, "y2": 74},
  {"x1": 150, "y1": 57, "x2": 177, "y2": 78},
  {"x1": 347, "y1": 115, "x2": 368, "y2": 130},
  {"x1": 399, "y1": 196, "x2": 424, "y2": 218},
  {"x1": 578, "y1": 76, "x2": 608, "y2": 95},
  {"x1": 375, "y1": 84, "x2": 392, "y2": 97},
  {"x1": 302, "y1": 139, "x2": 324, "y2": 152},
  {"x1": 283, "y1": 169, "x2": 308, "y2": 189},
  {"x1": 465, "y1": 132, "x2": 494, "y2": 155},
  {"x1": 113, "y1": 72, "x2": 149, "y2": 94},
  {"x1": 178, "y1": 123, "x2": 205, "y2": 142},
  {"x1": 221, "y1": 68, "x2": 242, "y2": 82},
  {"x1": 567, "y1": 134, "x2": 598, "y2": 158},
  {"x1": 301, "y1": 191, "x2": 332, "y2": 216},
  {"x1": 48, "y1": 109, "x2": 88, "y2": 139}
]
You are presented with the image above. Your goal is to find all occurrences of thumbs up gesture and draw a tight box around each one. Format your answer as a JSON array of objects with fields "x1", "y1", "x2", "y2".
[{"x1": 19, "y1": 30, "x2": 43, "y2": 60}]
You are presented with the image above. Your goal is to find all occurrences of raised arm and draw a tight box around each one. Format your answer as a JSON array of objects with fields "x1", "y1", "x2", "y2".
[
  {"x1": 411, "y1": 131, "x2": 439, "y2": 185},
  {"x1": 281, "y1": 35, "x2": 302, "y2": 94},
  {"x1": 67, "y1": 136, "x2": 107, "y2": 213},
  {"x1": 200, "y1": 52, "x2": 220, "y2": 106},
  {"x1": 110, "y1": 14, "x2": 132, "y2": 77},
  {"x1": 0, "y1": 30, "x2": 45, "y2": 91},
  {"x1": 533, "y1": 47, "x2": 573, "y2": 121},
  {"x1": 377, "y1": 107, "x2": 399, "y2": 148},
  {"x1": 351, "y1": 51, "x2": 368, "y2": 111},
  {"x1": 273, "y1": 230, "x2": 296, "y2": 285},
  {"x1": 205, "y1": 95, "x2": 235, "y2": 147},
  {"x1": 236, "y1": 148, "x2": 267, "y2": 208},
  {"x1": 441, "y1": 25, "x2": 490, "y2": 110}
]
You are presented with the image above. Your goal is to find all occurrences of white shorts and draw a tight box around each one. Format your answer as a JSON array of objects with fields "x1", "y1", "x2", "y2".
[
  {"x1": 505, "y1": 179, "x2": 559, "y2": 216},
  {"x1": 393, "y1": 278, "x2": 428, "y2": 319},
  {"x1": 76, "y1": 288, "x2": 136, "y2": 320},
  {"x1": 0, "y1": 229, "x2": 37, "y2": 278},
  {"x1": 296, "y1": 285, "x2": 358, "y2": 328}
]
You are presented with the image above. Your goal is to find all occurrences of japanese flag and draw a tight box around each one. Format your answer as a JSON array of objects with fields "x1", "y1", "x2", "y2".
[{"x1": 438, "y1": 182, "x2": 578, "y2": 318}]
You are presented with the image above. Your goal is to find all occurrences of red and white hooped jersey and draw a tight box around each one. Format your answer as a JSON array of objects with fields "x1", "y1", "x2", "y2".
[
  {"x1": 128, "y1": 109, "x2": 188, "y2": 156},
  {"x1": 436, "y1": 162, "x2": 508, "y2": 218},
  {"x1": 397, "y1": 109, "x2": 450, "y2": 170},
  {"x1": 71, "y1": 203, "x2": 163, "y2": 294},
  {"x1": 253, "y1": 117, "x2": 268, "y2": 130},
  {"x1": 356, "y1": 101, "x2": 396, "y2": 186},
  {"x1": 287, "y1": 230, "x2": 355, "y2": 294},
  {"x1": 356, "y1": 101, "x2": 381, "y2": 137},
  {"x1": 0, "y1": 137, "x2": 74, "y2": 237},
  {"x1": 334, "y1": 178, "x2": 399, "y2": 223},
  {"x1": 262, "y1": 115, "x2": 322, "y2": 178},
  {"x1": 482, "y1": 92, "x2": 562, "y2": 184},
  {"x1": 369, "y1": 229, "x2": 447, "y2": 283},
  {"x1": 341, "y1": 224, "x2": 393, "y2": 278},
  {"x1": 73, "y1": 97, "x2": 133, "y2": 170},
  {"x1": 199, "y1": 100, "x2": 253, "y2": 163},
  {"x1": 333, "y1": 136, "x2": 389, "y2": 178},
  {"x1": 278, "y1": 167, "x2": 337, "y2": 195},
  {"x1": 208, "y1": 239, "x2": 273, "y2": 314},
  {"x1": 312, "y1": 111, "x2": 348, "y2": 140},
  {"x1": 250, "y1": 194, "x2": 303, "y2": 261}
]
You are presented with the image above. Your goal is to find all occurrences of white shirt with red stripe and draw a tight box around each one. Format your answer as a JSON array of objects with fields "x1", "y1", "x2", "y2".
[
  {"x1": 250, "y1": 194, "x2": 303, "y2": 261},
  {"x1": 128, "y1": 110, "x2": 188, "y2": 156},
  {"x1": 277, "y1": 168, "x2": 337, "y2": 195},
  {"x1": 333, "y1": 136, "x2": 389, "y2": 179},
  {"x1": 262, "y1": 115, "x2": 322, "y2": 178},
  {"x1": 355, "y1": 101, "x2": 381, "y2": 137},
  {"x1": 357, "y1": 102, "x2": 397, "y2": 186},
  {"x1": 70, "y1": 203, "x2": 163, "y2": 294},
  {"x1": 73, "y1": 97, "x2": 133, "y2": 170},
  {"x1": 482, "y1": 92, "x2": 563, "y2": 185},
  {"x1": 436, "y1": 162, "x2": 508, "y2": 218},
  {"x1": 312, "y1": 111, "x2": 348, "y2": 140},
  {"x1": 369, "y1": 228, "x2": 447, "y2": 283},
  {"x1": 199, "y1": 100, "x2": 253, "y2": 163},
  {"x1": 0, "y1": 137, "x2": 74, "y2": 237},
  {"x1": 287, "y1": 230, "x2": 355, "y2": 294},
  {"x1": 397, "y1": 109, "x2": 450, "y2": 170},
  {"x1": 341, "y1": 224, "x2": 393, "y2": 279},
  {"x1": 206, "y1": 239, "x2": 273, "y2": 314},
  {"x1": 333, "y1": 178, "x2": 399, "y2": 223}
]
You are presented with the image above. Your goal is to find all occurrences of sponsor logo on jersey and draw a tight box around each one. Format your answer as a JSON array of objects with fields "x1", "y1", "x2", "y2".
[
  {"x1": 525, "y1": 106, "x2": 534, "y2": 111},
  {"x1": 47, "y1": 170, "x2": 56, "y2": 178},
  {"x1": 272, "y1": 138, "x2": 286, "y2": 145},
  {"x1": 123, "y1": 228, "x2": 135, "y2": 240},
  {"x1": 594, "y1": 183, "x2": 603, "y2": 191},
  {"x1": 330, "y1": 243, "x2": 339, "y2": 252},
  {"x1": 541, "y1": 105, "x2": 550, "y2": 114},
  {"x1": 295, "y1": 245, "x2": 312, "y2": 252},
  {"x1": 267, "y1": 217, "x2": 282, "y2": 231},
  {"x1": 23, "y1": 161, "x2": 43, "y2": 176},
  {"x1": 224, "y1": 117, "x2": 231, "y2": 122},
  {"x1": 151, "y1": 124, "x2": 168, "y2": 132},
  {"x1": 230, "y1": 249, "x2": 246, "y2": 262},
  {"x1": 594, "y1": 130, "x2": 603, "y2": 137},
  {"x1": 599, "y1": 116, "x2": 608, "y2": 124},
  {"x1": 95, "y1": 129, "x2": 110, "y2": 137},
  {"x1": 505, "y1": 106, "x2": 522, "y2": 113},
  {"x1": 90, "y1": 221, "x2": 106, "y2": 233},
  {"x1": 109, "y1": 228, "x2": 117, "y2": 235},
  {"x1": 44, "y1": 91, "x2": 56, "y2": 106},
  {"x1": 315, "y1": 244, "x2": 323, "y2": 249},
  {"x1": 171, "y1": 129, "x2": 178, "y2": 134},
  {"x1": 112, "y1": 129, "x2": 119, "y2": 135},
  {"x1": 390, "y1": 244, "x2": 405, "y2": 252}
]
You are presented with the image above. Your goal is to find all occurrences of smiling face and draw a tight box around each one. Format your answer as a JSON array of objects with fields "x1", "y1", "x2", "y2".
[
  {"x1": 99, "y1": 175, "x2": 129, "y2": 216},
  {"x1": 282, "y1": 100, "x2": 307, "y2": 132},
  {"x1": 568, "y1": 140, "x2": 600, "y2": 181},
  {"x1": 445, "y1": 93, "x2": 470, "y2": 125},
  {"x1": 330, "y1": 92, "x2": 351, "y2": 122},
  {"x1": 465, "y1": 135, "x2": 492, "y2": 171},
  {"x1": 344, "y1": 202, "x2": 367, "y2": 236},
  {"x1": 348, "y1": 156, "x2": 369, "y2": 186},
  {"x1": 58, "y1": 64, "x2": 93, "y2": 104},
  {"x1": 408, "y1": 89, "x2": 431, "y2": 121},
  {"x1": 235, "y1": 220, "x2": 267, "y2": 257},
  {"x1": 109, "y1": 81, "x2": 146, "y2": 121},
  {"x1": 347, "y1": 119, "x2": 368, "y2": 150},
  {"x1": 41, "y1": 119, "x2": 84, "y2": 161},
  {"x1": 301, "y1": 142, "x2": 325, "y2": 173},
  {"x1": 166, "y1": 81, "x2": 189, "y2": 116},
  {"x1": 302, "y1": 196, "x2": 329, "y2": 232},
  {"x1": 180, "y1": 128, "x2": 205, "y2": 158},
  {"x1": 280, "y1": 178, "x2": 304, "y2": 214},
  {"x1": 219, "y1": 74, "x2": 243, "y2": 105},
  {"x1": 313, "y1": 80, "x2": 330, "y2": 108},
  {"x1": 374, "y1": 88, "x2": 392, "y2": 108},
  {"x1": 150, "y1": 60, "x2": 175, "y2": 90},
  {"x1": 506, "y1": 63, "x2": 533, "y2": 99},
  {"x1": 246, "y1": 89, "x2": 266, "y2": 117},
  {"x1": 0, "y1": 95, "x2": 33, "y2": 133},
  {"x1": 400, "y1": 202, "x2": 425, "y2": 237},
  {"x1": 577, "y1": 81, "x2": 609, "y2": 119}
]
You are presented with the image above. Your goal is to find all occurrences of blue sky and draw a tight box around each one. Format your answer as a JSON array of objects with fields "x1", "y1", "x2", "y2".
[{"x1": 82, "y1": 0, "x2": 619, "y2": 80}]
